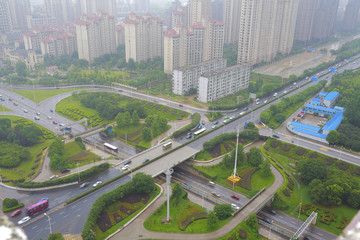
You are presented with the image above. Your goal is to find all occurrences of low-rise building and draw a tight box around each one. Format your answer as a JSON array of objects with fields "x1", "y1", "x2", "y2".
[{"x1": 198, "y1": 64, "x2": 250, "y2": 103}]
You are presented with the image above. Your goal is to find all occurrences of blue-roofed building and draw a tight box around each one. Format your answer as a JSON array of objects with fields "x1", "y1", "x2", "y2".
[
  {"x1": 323, "y1": 91, "x2": 339, "y2": 108},
  {"x1": 289, "y1": 122, "x2": 321, "y2": 132},
  {"x1": 305, "y1": 104, "x2": 337, "y2": 116},
  {"x1": 318, "y1": 92, "x2": 328, "y2": 98},
  {"x1": 322, "y1": 111, "x2": 344, "y2": 134},
  {"x1": 310, "y1": 97, "x2": 321, "y2": 106}
]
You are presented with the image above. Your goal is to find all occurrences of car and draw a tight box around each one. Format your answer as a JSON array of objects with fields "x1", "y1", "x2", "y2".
[
  {"x1": 50, "y1": 175, "x2": 58, "y2": 180},
  {"x1": 256, "y1": 101, "x2": 260, "y2": 105},
  {"x1": 53, "y1": 121, "x2": 58, "y2": 125},
  {"x1": 305, "y1": 76, "x2": 309, "y2": 80},
  {"x1": 272, "y1": 134, "x2": 280, "y2": 139},
  {"x1": 34, "y1": 116, "x2": 40, "y2": 120},
  {"x1": 198, "y1": 125, "x2": 202, "y2": 129},
  {"x1": 202, "y1": 120, "x2": 205, "y2": 125},
  {"x1": 121, "y1": 165, "x2": 129, "y2": 171},
  {"x1": 36, "y1": 112, "x2": 40, "y2": 116},
  {"x1": 289, "y1": 85, "x2": 293, "y2": 89},
  {"x1": 239, "y1": 112, "x2": 245, "y2": 115},
  {"x1": 263, "y1": 218, "x2": 273, "y2": 224},
  {"x1": 303, "y1": 237, "x2": 313, "y2": 240},
  {"x1": 273, "y1": 93, "x2": 278, "y2": 97},
  {"x1": 8, "y1": 98, "x2": 13, "y2": 101},
  {"x1": 11, "y1": 209, "x2": 22, "y2": 217},
  {"x1": 269, "y1": 209, "x2": 277, "y2": 215},
  {"x1": 211, "y1": 125, "x2": 217, "y2": 129},
  {"x1": 93, "y1": 181, "x2": 102, "y2": 187},
  {"x1": 283, "y1": 90, "x2": 287, "y2": 94},
  {"x1": 316, "y1": 73, "x2": 319, "y2": 76},
  {"x1": 264, "y1": 100, "x2": 268, "y2": 104},
  {"x1": 231, "y1": 204, "x2": 240, "y2": 210},
  {"x1": 38, "y1": 197, "x2": 48, "y2": 202},
  {"x1": 214, "y1": 121, "x2": 219, "y2": 125},
  {"x1": 186, "y1": 135, "x2": 192, "y2": 139},
  {"x1": 59, "y1": 123, "x2": 64, "y2": 127},
  {"x1": 224, "y1": 116, "x2": 229, "y2": 119},
  {"x1": 229, "y1": 116, "x2": 234, "y2": 120},
  {"x1": 293, "y1": 82, "x2": 297, "y2": 85},
  {"x1": 23, "y1": 109, "x2": 28, "y2": 113},
  {"x1": 231, "y1": 194, "x2": 240, "y2": 200},
  {"x1": 0, "y1": 98, "x2": 4, "y2": 101},
  {"x1": 208, "y1": 181, "x2": 215, "y2": 186},
  {"x1": 179, "y1": 104, "x2": 183, "y2": 107},
  {"x1": 80, "y1": 182, "x2": 89, "y2": 188},
  {"x1": 211, "y1": 192, "x2": 220, "y2": 197},
  {"x1": 223, "y1": 119, "x2": 229, "y2": 123},
  {"x1": 17, "y1": 216, "x2": 30, "y2": 225},
  {"x1": 50, "y1": 109, "x2": 53, "y2": 112},
  {"x1": 123, "y1": 160, "x2": 132, "y2": 165},
  {"x1": 13, "y1": 102, "x2": 18, "y2": 106},
  {"x1": 47, "y1": 116, "x2": 52, "y2": 120},
  {"x1": 243, "y1": 107, "x2": 249, "y2": 111},
  {"x1": 118, "y1": 89, "x2": 123, "y2": 92},
  {"x1": 61, "y1": 168, "x2": 70, "y2": 173},
  {"x1": 142, "y1": 159, "x2": 150, "y2": 164}
]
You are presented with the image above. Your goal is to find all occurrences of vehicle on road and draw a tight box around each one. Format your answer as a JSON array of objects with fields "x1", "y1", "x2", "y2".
[
  {"x1": 59, "y1": 123, "x2": 64, "y2": 126},
  {"x1": 93, "y1": 181, "x2": 102, "y2": 187},
  {"x1": 179, "y1": 104, "x2": 183, "y2": 107},
  {"x1": 256, "y1": 101, "x2": 260, "y2": 105},
  {"x1": 231, "y1": 204, "x2": 240, "y2": 210},
  {"x1": 61, "y1": 169, "x2": 70, "y2": 173},
  {"x1": 53, "y1": 121, "x2": 58, "y2": 125},
  {"x1": 8, "y1": 98, "x2": 13, "y2": 101},
  {"x1": 142, "y1": 159, "x2": 150, "y2": 164},
  {"x1": 23, "y1": 109, "x2": 28, "y2": 113},
  {"x1": 240, "y1": 112, "x2": 245, "y2": 115},
  {"x1": 104, "y1": 143, "x2": 118, "y2": 153},
  {"x1": 283, "y1": 90, "x2": 287, "y2": 94},
  {"x1": 223, "y1": 119, "x2": 229, "y2": 123},
  {"x1": 289, "y1": 85, "x2": 293, "y2": 89},
  {"x1": 211, "y1": 192, "x2": 220, "y2": 197},
  {"x1": 272, "y1": 134, "x2": 280, "y2": 139},
  {"x1": 194, "y1": 128, "x2": 207, "y2": 137},
  {"x1": 163, "y1": 141, "x2": 172, "y2": 150},
  {"x1": 17, "y1": 216, "x2": 30, "y2": 225},
  {"x1": 211, "y1": 125, "x2": 217, "y2": 129},
  {"x1": 262, "y1": 217, "x2": 273, "y2": 224},
  {"x1": 123, "y1": 159, "x2": 132, "y2": 165},
  {"x1": 224, "y1": 116, "x2": 229, "y2": 120},
  {"x1": 50, "y1": 109, "x2": 53, "y2": 112},
  {"x1": 34, "y1": 116, "x2": 40, "y2": 120},
  {"x1": 36, "y1": 112, "x2": 40, "y2": 115},
  {"x1": 231, "y1": 194, "x2": 240, "y2": 200},
  {"x1": 202, "y1": 120, "x2": 205, "y2": 125},
  {"x1": 264, "y1": 100, "x2": 268, "y2": 104},
  {"x1": 13, "y1": 102, "x2": 18, "y2": 106},
  {"x1": 50, "y1": 175, "x2": 58, "y2": 180},
  {"x1": 47, "y1": 116, "x2": 52, "y2": 119},
  {"x1": 208, "y1": 181, "x2": 215, "y2": 186},
  {"x1": 229, "y1": 116, "x2": 234, "y2": 120},
  {"x1": 11, "y1": 209, "x2": 22, "y2": 217},
  {"x1": 80, "y1": 182, "x2": 89, "y2": 188},
  {"x1": 303, "y1": 237, "x2": 313, "y2": 240},
  {"x1": 121, "y1": 165, "x2": 129, "y2": 171},
  {"x1": 214, "y1": 121, "x2": 219, "y2": 125},
  {"x1": 26, "y1": 199, "x2": 49, "y2": 216},
  {"x1": 273, "y1": 93, "x2": 278, "y2": 97},
  {"x1": 186, "y1": 134, "x2": 192, "y2": 139},
  {"x1": 0, "y1": 97, "x2": 4, "y2": 101}
]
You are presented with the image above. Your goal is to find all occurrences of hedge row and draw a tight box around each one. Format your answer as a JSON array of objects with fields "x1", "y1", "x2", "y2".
[
  {"x1": 173, "y1": 113, "x2": 200, "y2": 138},
  {"x1": 203, "y1": 133, "x2": 237, "y2": 151},
  {"x1": 179, "y1": 212, "x2": 208, "y2": 231},
  {"x1": 3, "y1": 203, "x2": 24, "y2": 213},
  {"x1": 17, "y1": 163, "x2": 109, "y2": 188}
]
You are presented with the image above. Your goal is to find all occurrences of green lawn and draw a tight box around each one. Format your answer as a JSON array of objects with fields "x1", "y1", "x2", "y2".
[
  {"x1": 0, "y1": 105, "x2": 11, "y2": 112},
  {"x1": 0, "y1": 115, "x2": 55, "y2": 185},
  {"x1": 63, "y1": 141, "x2": 101, "y2": 169},
  {"x1": 262, "y1": 140, "x2": 359, "y2": 235},
  {"x1": 144, "y1": 187, "x2": 231, "y2": 233},
  {"x1": 217, "y1": 221, "x2": 267, "y2": 240},
  {"x1": 11, "y1": 88, "x2": 87, "y2": 103}
]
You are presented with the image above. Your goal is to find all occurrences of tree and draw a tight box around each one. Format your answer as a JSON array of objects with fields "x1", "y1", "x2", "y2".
[
  {"x1": 132, "y1": 110, "x2": 139, "y2": 125},
  {"x1": 207, "y1": 211, "x2": 218, "y2": 229},
  {"x1": 326, "y1": 184, "x2": 344, "y2": 205},
  {"x1": 127, "y1": 58, "x2": 136, "y2": 70},
  {"x1": 132, "y1": 172, "x2": 155, "y2": 194},
  {"x1": 214, "y1": 204, "x2": 233, "y2": 220},
  {"x1": 115, "y1": 112, "x2": 126, "y2": 127},
  {"x1": 123, "y1": 111, "x2": 131, "y2": 126},
  {"x1": 309, "y1": 180, "x2": 327, "y2": 203},
  {"x1": 171, "y1": 183, "x2": 182, "y2": 205},
  {"x1": 246, "y1": 214, "x2": 259, "y2": 231},
  {"x1": 222, "y1": 154, "x2": 233, "y2": 169},
  {"x1": 142, "y1": 127, "x2": 152, "y2": 141},
  {"x1": 48, "y1": 233, "x2": 63, "y2": 240},
  {"x1": 298, "y1": 159, "x2": 328, "y2": 185},
  {"x1": 326, "y1": 130, "x2": 340, "y2": 145},
  {"x1": 347, "y1": 189, "x2": 360, "y2": 208},
  {"x1": 16, "y1": 62, "x2": 27, "y2": 77},
  {"x1": 274, "y1": 113, "x2": 286, "y2": 123},
  {"x1": 260, "y1": 160, "x2": 272, "y2": 177},
  {"x1": 247, "y1": 147, "x2": 263, "y2": 167}
]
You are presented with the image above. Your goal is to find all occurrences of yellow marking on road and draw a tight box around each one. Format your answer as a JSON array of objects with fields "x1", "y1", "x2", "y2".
[
  {"x1": 0, "y1": 195, "x2": 4, "y2": 200},
  {"x1": 256, "y1": 124, "x2": 265, "y2": 128},
  {"x1": 320, "y1": 147, "x2": 328, "y2": 152},
  {"x1": 172, "y1": 176, "x2": 231, "y2": 204},
  {"x1": 285, "y1": 136, "x2": 292, "y2": 140}
]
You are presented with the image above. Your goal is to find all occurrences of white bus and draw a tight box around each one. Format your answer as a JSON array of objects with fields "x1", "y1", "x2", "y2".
[
  {"x1": 194, "y1": 128, "x2": 207, "y2": 137},
  {"x1": 104, "y1": 143, "x2": 118, "y2": 152},
  {"x1": 163, "y1": 141, "x2": 172, "y2": 150}
]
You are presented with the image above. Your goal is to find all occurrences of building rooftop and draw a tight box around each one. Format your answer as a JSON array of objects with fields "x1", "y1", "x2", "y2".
[
  {"x1": 324, "y1": 91, "x2": 339, "y2": 102},
  {"x1": 292, "y1": 127, "x2": 327, "y2": 139},
  {"x1": 202, "y1": 63, "x2": 250, "y2": 78},
  {"x1": 176, "y1": 58, "x2": 227, "y2": 71},
  {"x1": 305, "y1": 104, "x2": 337, "y2": 115},
  {"x1": 289, "y1": 121, "x2": 321, "y2": 132},
  {"x1": 319, "y1": 92, "x2": 328, "y2": 97},
  {"x1": 322, "y1": 112, "x2": 344, "y2": 131}
]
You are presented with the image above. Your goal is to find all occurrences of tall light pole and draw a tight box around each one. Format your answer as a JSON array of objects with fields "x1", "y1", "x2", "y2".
[
  {"x1": 44, "y1": 213, "x2": 52, "y2": 234},
  {"x1": 77, "y1": 162, "x2": 80, "y2": 182},
  {"x1": 232, "y1": 126, "x2": 240, "y2": 189},
  {"x1": 164, "y1": 167, "x2": 173, "y2": 222}
]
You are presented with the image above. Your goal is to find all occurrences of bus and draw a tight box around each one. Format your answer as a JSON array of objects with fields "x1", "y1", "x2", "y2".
[
  {"x1": 162, "y1": 141, "x2": 172, "y2": 150},
  {"x1": 104, "y1": 143, "x2": 118, "y2": 153},
  {"x1": 26, "y1": 199, "x2": 49, "y2": 216},
  {"x1": 194, "y1": 127, "x2": 207, "y2": 137}
]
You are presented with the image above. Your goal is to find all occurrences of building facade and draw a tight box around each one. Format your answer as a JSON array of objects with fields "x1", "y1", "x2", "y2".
[
  {"x1": 223, "y1": 0, "x2": 241, "y2": 44},
  {"x1": 76, "y1": 11, "x2": 116, "y2": 63},
  {"x1": 124, "y1": 13, "x2": 163, "y2": 63},
  {"x1": 311, "y1": 0, "x2": 339, "y2": 40},
  {"x1": 188, "y1": 0, "x2": 211, "y2": 26},
  {"x1": 342, "y1": 0, "x2": 360, "y2": 32},
  {"x1": 80, "y1": 0, "x2": 117, "y2": 17},
  {"x1": 0, "y1": 1, "x2": 12, "y2": 33},
  {"x1": 44, "y1": 0, "x2": 74, "y2": 24},
  {"x1": 294, "y1": 0, "x2": 320, "y2": 43},
  {"x1": 7, "y1": 0, "x2": 30, "y2": 30},
  {"x1": 198, "y1": 64, "x2": 250, "y2": 103},
  {"x1": 40, "y1": 33, "x2": 77, "y2": 57},
  {"x1": 172, "y1": 58, "x2": 226, "y2": 95}
]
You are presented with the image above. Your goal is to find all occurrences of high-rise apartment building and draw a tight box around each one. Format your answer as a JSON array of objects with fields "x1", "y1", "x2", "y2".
[
  {"x1": 188, "y1": 0, "x2": 211, "y2": 26},
  {"x1": 115, "y1": 25, "x2": 125, "y2": 46},
  {"x1": 44, "y1": 0, "x2": 74, "y2": 24},
  {"x1": 172, "y1": 58, "x2": 227, "y2": 95},
  {"x1": 164, "y1": 16, "x2": 224, "y2": 74},
  {"x1": 198, "y1": 64, "x2": 250, "y2": 103},
  {"x1": 40, "y1": 33, "x2": 77, "y2": 57},
  {"x1": 124, "y1": 13, "x2": 163, "y2": 63},
  {"x1": 237, "y1": 0, "x2": 299, "y2": 65},
  {"x1": 76, "y1": 11, "x2": 116, "y2": 63},
  {"x1": 134, "y1": 0, "x2": 150, "y2": 13},
  {"x1": 0, "y1": 1, "x2": 12, "y2": 33},
  {"x1": 26, "y1": 14, "x2": 57, "y2": 29},
  {"x1": 342, "y1": 0, "x2": 360, "y2": 32},
  {"x1": 80, "y1": 0, "x2": 117, "y2": 17},
  {"x1": 211, "y1": 0, "x2": 223, "y2": 22},
  {"x1": 172, "y1": 6, "x2": 187, "y2": 27},
  {"x1": 223, "y1": 0, "x2": 241, "y2": 44},
  {"x1": 312, "y1": 0, "x2": 339, "y2": 40},
  {"x1": 7, "y1": 0, "x2": 30, "y2": 30},
  {"x1": 294, "y1": 0, "x2": 320, "y2": 43}
]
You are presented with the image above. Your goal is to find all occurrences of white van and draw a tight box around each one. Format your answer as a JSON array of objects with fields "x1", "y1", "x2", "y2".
[{"x1": 209, "y1": 181, "x2": 215, "y2": 186}]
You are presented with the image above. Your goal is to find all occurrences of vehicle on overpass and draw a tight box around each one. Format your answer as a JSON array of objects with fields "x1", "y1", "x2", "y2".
[
  {"x1": 104, "y1": 143, "x2": 118, "y2": 153},
  {"x1": 163, "y1": 141, "x2": 172, "y2": 150}
]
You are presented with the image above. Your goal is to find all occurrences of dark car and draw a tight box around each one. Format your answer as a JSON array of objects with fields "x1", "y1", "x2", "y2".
[
  {"x1": 202, "y1": 120, "x2": 205, "y2": 125},
  {"x1": 142, "y1": 159, "x2": 150, "y2": 164},
  {"x1": 61, "y1": 168, "x2": 70, "y2": 173},
  {"x1": 186, "y1": 135, "x2": 192, "y2": 139},
  {"x1": 243, "y1": 107, "x2": 249, "y2": 111},
  {"x1": 214, "y1": 121, "x2": 219, "y2": 125},
  {"x1": 263, "y1": 218, "x2": 273, "y2": 224},
  {"x1": 272, "y1": 134, "x2": 280, "y2": 139},
  {"x1": 179, "y1": 104, "x2": 183, "y2": 107},
  {"x1": 303, "y1": 237, "x2": 313, "y2": 240},
  {"x1": 124, "y1": 159, "x2": 132, "y2": 165}
]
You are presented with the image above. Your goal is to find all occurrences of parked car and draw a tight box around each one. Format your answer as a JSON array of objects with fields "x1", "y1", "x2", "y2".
[
  {"x1": 49, "y1": 175, "x2": 58, "y2": 180},
  {"x1": 17, "y1": 216, "x2": 30, "y2": 225},
  {"x1": 243, "y1": 107, "x2": 249, "y2": 111},
  {"x1": 121, "y1": 165, "x2": 130, "y2": 171},
  {"x1": 214, "y1": 121, "x2": 219, "y2": 125},
  {"x1": 186, "y1": 135, "x2": 192, "y2": 139},
  {"x1": 80, "y1": 182, "x2": 89, "y2": 188},
  {"x1": 34, "y1": 116, "x2": 40, "y2": 120},
  {"x1": 231, "y1": 204, "x2": 240, "y2": 210},
  {"x1": 61, "y1": 169, "x2": 70, "y2": 174},
  {"x1": 11, "y1": 209, "x2": 22, "y2": 217},
  {"x1": 212, "y1": 125, "x2": 217, "y2": 129},
  {"x1": 93, "y1": 181, "x2": 102, "y2": 187},
  {"x1": 264, "y1": 100, "x2": 268, "y2": 104},
  {"x1": 231, "y1": 194, "x2": 240, "y2": 200},
  {"x1": 142, "y1": 159, "x2": 150, "y2": 164}
]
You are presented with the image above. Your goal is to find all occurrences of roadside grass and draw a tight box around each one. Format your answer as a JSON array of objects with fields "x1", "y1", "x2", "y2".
[
  {"x1": 0, "y1": 105, "x2": 11, "y2": 112},
  {"x1": 144, "y1": 188, "x2": 230, "y2": 233},
  {"x1": 11, "y1": 88, "x2": 86, "y2": 103},
  {"x1": 0, "y1": 115, "x2": 55, "y2": 185},
  {"x1": 193, "y1": 163, "x2": 275, "y2": 198},
  {"x1": 94, "y1": 185, "x2": 161, "y2": 240},
  {"x1": 205, "y1": 112, "x2": 224, "y2": 121},
  {"x1": 80, "y1": 70, "x2": 133, "y2": 80},
  {"x1": 217, "y1": 221, "x2": 266, "y2": 240},
  {"x1": 262, "y1": 140, "x2": 358, "y2": 235},
  {"x1": 63, "y1": 141, "x2": 101, "y2": 169},
  {"x1": 113, "y1": 124, "x2": 143, "y2": 136}
]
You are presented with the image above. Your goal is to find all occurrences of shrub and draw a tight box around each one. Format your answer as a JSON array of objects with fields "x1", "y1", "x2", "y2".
[
  {"x1": 173, "y1": 113, "x2": 200, "y2": 138},
  {"x1": 203, "y1": 133, "x2": 237, "y2": 151},
  {"x1": 282, "y1": 144, "x2": 291, "y2": 152},
  {"x1": 3, "y1": 198, "x2": 18, "y2": 209},
  {"x1": 239, "y1": 168, "x2": 259, "y2": 190},
  {"x1": 283, "y1": 189, "x2": 290, "y2": 197},
  {"x1": 309, "y1": 152, "x2": 318, "y2": 158},
  {"x1": 48, "y1": 233, "x2": 63, "y2": 240},
  {"x1": 324, "y1": 157, "x2": 335, "y2": 165},
  {"x1": 336, "y1": 161, "x2": 349, "y2": 170},
  {"x1": 179, "y1": 212, "x2": 207, "y2": 231},
  {"x1": 239, "y1": 228, "x2": 248, "y2": 239},
  {"x1": 295, "y1": 147, "x2": 306, "y2": 156},
  {"x1": 354, "y1": 167, "x2": 360, "y2": 176},
  {"x1": 31, "y1": 164, "x2": 39, "y2": 170},
  {"x1": 288, "y1": 183, "x2": 294, "y2": 191},
  {"x1": 270, "y1": 140, "x2": 280, "y2": 148},
  {"x1": 288, "y1": 177, "x2": 294, "y2": 185},
  {"x1": 214, "y1": 204, "x2": 233, "y2": 220},
  {"x1": 28, "y1": 171, "x2": 35, "y2": 177}
]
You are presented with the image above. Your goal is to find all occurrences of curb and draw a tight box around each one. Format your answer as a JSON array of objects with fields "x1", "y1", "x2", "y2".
[{"x1": 0, "y1": 181, "x2": 78, "y2": 192}]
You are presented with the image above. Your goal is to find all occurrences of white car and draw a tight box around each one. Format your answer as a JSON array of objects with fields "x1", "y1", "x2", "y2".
[
  {"x1": 47, "y1": 116, "x2": 52, "y2": 120},
  {"x1": 49, "y1": 175, "x2": 58, "y2": 180},
  {"x1": 17, "y1": 216, "x2": 31, "y2": 225},
  {"x1": 23, "y1": 109, "x2": 28, "y2": 113},
  {"x1": 93, "y1": 181, "x2": 102, "y2": 187},
  {"x1": 223, "y1": 119, "x2": 229, "y2": 123},
  {"x1": 121, "y1": 165, "x2": 129, "y2": 171},
  {"x1": 212, "y1": 125, "x2": 217, "y2": 129},
  {"x1": 283, "y1": 90, "x2": 287, "y2": 94},
  {"x1": 229, "y1": 116, "x2": 234, "y2": 120},
  {"x1": 239, "y1": 112, "x2": 245, "y2": 115},
  {"x1": 231, "y1": 204, "x2": 240, "y2": 210},
  {"x1": 264, "y1": 100, "x2": 268, "y2": 104}
]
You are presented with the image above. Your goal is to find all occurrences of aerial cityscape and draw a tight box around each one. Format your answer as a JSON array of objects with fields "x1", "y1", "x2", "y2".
[{"x1": 1, "y1": 0, "x2": 360, "y2": 240}]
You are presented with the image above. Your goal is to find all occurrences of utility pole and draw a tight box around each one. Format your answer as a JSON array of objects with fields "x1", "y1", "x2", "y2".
[
  {"x1": 232, "y1": 126, "x2": 240, "y2": 189},
  {"x1": 164, "y1": 167, "x2": 174, "y2": 222}
]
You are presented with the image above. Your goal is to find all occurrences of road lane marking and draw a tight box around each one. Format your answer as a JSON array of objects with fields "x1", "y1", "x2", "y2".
[
  {"x1": 63, "y1": 214, "x2": 69, "y2": 218},
  {"x1": 59, "y1": 211, "x2": 64, "y2": 215},
  {"x1": 320, "y1": 147, "x2": 328, "y2": 151},
  {"x1": 32, "y1": 225, "x2": 38, "y2": 229},
  {"x1": 71, "y1": 205, "x2": 77, "y2": 209}
]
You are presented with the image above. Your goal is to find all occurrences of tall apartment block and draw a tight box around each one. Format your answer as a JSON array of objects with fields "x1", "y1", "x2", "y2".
[
  {"x1": 80, "y1": 0, "x2": 117, "y2": 17},
  {"x1": 172, "y1": 6, "x2": 187, "y2": 27},
  {"x1": 124, "y1": 13, "x2": 163, "y2": 63},
  {"x1": 188, "y1": 0, "x2": 211, "y2": 26},
  {"x1": 237, "y1": 0, "x2": 299, "y2": 65},
  {"x1": 311, "y1": 0, "x2": 339, "y2": 40},
  {"x1": 134, "y1": 0, "x2": 150, "y2": 13},
  {"x1": 294, "y1": 0, "x2": 320, "y2": 43},
  {"x1": 342, "y1": 0, "x2": 360, "y2": 32},
  {"x1": 198, "y1": 64, "x2": 250, "y2": 103},
  {"x1": 115, "y1": 25, "x2": 125, "y2": 46},
  {"x1": 76, "y1": 11, "x2": 116, "y2": 63},
  {"x1": 0, "y1": 1, "x2": 12, "y2": 33},
  {"x1": 164, "y1": 16, "x2": 224, "y2": 74},
  {"x1": 44, "y1": 0, "x2": 74, "y2": 24},
  {"x1": 40, "y1": 34, "x2": 77, "y2": 57},
  {"x1": 172, "y1": 58, "x2": 227, "y2": 95},
  {"x1": 26, "y1": 14, "x2": 57, "y2": 29},
  {"x1": 211, "y1": 0, "x2": 223, "y2": 22},
  {"x1": 7, "y1": 0, "x2": 30, "y2": 30},
  {"x1": 223, "y1": 0, "x2": 241, "y2": 44}
]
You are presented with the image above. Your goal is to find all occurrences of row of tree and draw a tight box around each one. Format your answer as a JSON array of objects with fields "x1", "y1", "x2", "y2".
[{"x1": 48, "y1": 138, "x2": 68, "y2": 171}]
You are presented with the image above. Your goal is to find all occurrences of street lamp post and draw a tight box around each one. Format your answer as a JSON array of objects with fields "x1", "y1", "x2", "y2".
[
  {"x1": 77, "y1": 162, "x2": 80, "y2": 182},
  {"x1": 44, "y1": 213, "x2": 52, "y2": 234}
]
